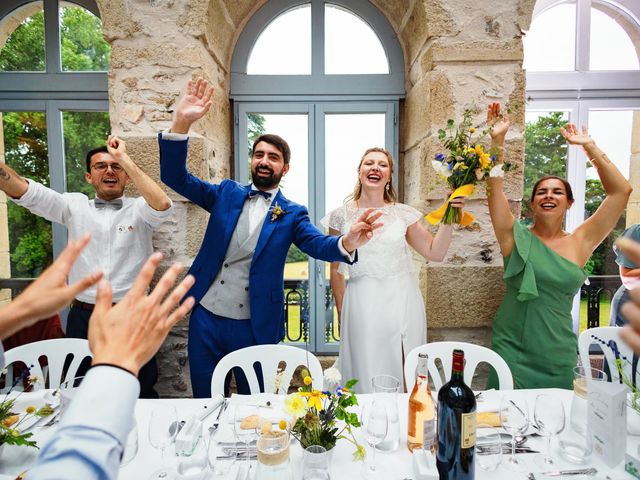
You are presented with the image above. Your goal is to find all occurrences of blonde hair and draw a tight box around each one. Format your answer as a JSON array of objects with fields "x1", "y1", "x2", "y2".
[{"x1": 346, "y1": 147, "x2": 397, "y2": 204}]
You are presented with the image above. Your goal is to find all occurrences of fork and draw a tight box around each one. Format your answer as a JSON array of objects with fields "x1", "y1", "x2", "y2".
[{"x1": 208, "y1": 398, "x2": 229, "y2": 436}]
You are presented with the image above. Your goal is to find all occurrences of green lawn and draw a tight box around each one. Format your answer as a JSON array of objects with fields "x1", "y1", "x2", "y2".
[{"x1": 579, "y1": 297, "x2": 611, "y2": 333}]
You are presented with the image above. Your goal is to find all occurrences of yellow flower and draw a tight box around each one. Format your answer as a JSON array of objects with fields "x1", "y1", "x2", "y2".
[
  {"x1": 299, "y1": 390, "x2": 328, "y2": 411},
  {"x1": 469, "y1": 127, "x2": 475, "y2": 133},
  {"x1": 284, "y1": 393, "x2": 308, "y2": 417},
  {"x1": 278, "y1": 419, "x2": 288, "y2": 431},
  {"x1": 25, "y1": 406, "x2": 36, "y2": 414},
  {"x1": 303, "y1": 376, "x2": 312, "y2": 386},
  {"x1": 453, "y1": 162, "x2": 468, "y2": 171}
]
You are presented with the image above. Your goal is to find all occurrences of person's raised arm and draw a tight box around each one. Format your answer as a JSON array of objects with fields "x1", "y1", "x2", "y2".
[
  {"x1": 107, "y1": 135, "x2": 171, "y2": 211},
  {"x1": 0, "y1": 161, "x2": 29, "y2": 199},
  {"x1": 568, "y1": 124, "x2": 632, "y2": 257},
  {"x1": 170, "y1": 77, "x2": 214, "y2": 135},
  {"x1": 0, "y1": 234, "x2": 102, "y2": 340},
  {"x1": 486, "y1": 103, "x2": 515, "y2": 256},
  {"x1": 405, "y1": 199, "x2": 463, "y2": 261}
]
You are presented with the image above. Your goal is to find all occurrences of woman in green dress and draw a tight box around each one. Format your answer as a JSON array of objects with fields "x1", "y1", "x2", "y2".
[{"x1": 486, "y1": 103, "x2": 632, "y2": 389}]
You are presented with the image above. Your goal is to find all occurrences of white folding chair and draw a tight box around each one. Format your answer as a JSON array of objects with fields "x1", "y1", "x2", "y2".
[
  {"x1": 211, "y1": 344, "x2": 323, "y2": 396},
  {"x1": 2, "y1": 338, "x2": 92, "y2": 392},
  {"x1": 404, "y1": 341, "x2": 514, "y2": 391},
  {"x1": 578, "y1": 326, "x2": 637, "y2": 384}
]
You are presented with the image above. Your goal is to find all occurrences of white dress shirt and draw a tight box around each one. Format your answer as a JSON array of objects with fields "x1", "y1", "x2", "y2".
[{"x1": 11, "y1": 180, "x2": 173, "y2": 303}]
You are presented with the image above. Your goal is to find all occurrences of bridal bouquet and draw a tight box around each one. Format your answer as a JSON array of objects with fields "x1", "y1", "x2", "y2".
[
  {"x1": 281, "y1": 368, "x2": 365, "y2": 461},
  {"x1": 427, "y1": 108, "x2": 511, "y2": 225},
  {"x1": 1, "y1": 367, "x2": 54, "y2": 448}
]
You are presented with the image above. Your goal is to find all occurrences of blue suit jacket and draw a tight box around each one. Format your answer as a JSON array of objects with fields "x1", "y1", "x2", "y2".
[{"x1": 159, "y1": 136, "x2": 351, "y2": 344}]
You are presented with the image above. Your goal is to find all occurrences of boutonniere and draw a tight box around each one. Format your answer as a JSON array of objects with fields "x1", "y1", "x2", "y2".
[{"x1": 269, "y1": 202, "x2": 287, "y2": 222}]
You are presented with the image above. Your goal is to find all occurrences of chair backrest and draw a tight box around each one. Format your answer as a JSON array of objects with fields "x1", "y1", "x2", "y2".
[
  {"x1": 578, "y1": 326, "x2": 637, "y2": 385},
  {"x1": 211, "y1": 344, "x2": 323, "y2": 396},
  {"x1": 404, "y1": 341, "x2": 514, "y2": 391},
  {"x1": 2, "y1": 338, "x2": 92, "y2": 392}
]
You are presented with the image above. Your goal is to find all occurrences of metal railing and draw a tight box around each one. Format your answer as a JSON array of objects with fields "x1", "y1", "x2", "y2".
[{"x1": 580, "y1": 275, "x2": 621, "y2": 329}]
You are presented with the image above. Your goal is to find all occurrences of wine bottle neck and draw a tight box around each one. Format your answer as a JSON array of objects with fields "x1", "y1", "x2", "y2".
[{"x1": 451, "y1": 352, "x2": 464, "y2": 380}]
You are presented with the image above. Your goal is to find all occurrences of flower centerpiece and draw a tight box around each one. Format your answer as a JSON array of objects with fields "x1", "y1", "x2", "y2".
[
  {"x1": 427, "y1": 108, "x2": 513, "y2": 225},
  {"x1": 1, "y1": 366, "x2": 54, "y2": 449},
  {"x1": 282, "y1": 368, "x2": 365, "y2": 461}
]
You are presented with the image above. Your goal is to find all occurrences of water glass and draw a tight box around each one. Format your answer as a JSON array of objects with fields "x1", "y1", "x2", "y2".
[
  {"x1": 475, "y1": 426, "x2": 502, "y2": 471},
  {"x1": 233, "y1": 406, "x2": 257, "y2": 462},
  {"x1": 256, "y1": 430, "x2": 292, "y2": 480},
  {"x1": 175, "y1": 439, "x2": 208, "y2": 480},
  {"x1": 371, "y1": 374, "x2": 400, "y2": 452},
  {"x1": 122, "y1": 420, "x2": 139, "y2": 466},
  {"x1": 534, "y1": 394, "x2": 565, "y2": 468},
  {"x1": 207, "y1": 429, "x2": 235, "y2": 477},
  {"x1": 58, "y1": 376, "x2": 85, "y2": 420},
  {"x1": 558, "y1": 366, "x2": 607, "y2": 463},
  {"x1": 303, "y1": 445, "x2": 331, "y2": 480},
  {"x1": 362, "y1": 400, "x2": 389, "y2": 478},
  {"x1": 499, "y1": 397, "x2": 529, "y2": 472}
]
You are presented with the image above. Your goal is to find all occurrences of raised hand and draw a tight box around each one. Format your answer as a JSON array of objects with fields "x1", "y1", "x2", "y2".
[
  {"x1": 487, "y1": 103, "x2": 510, "y2": 144},
  {"x1": 106, "y1": 135, "x2": 130, "y2": 165},
  {"x1": 342, "y1": 208, "x2": 384, "y2": 252},
  {"x1": 1, "y1": 234, "x2": 102, "y2": 338},
  {"x1": 560, "y1": 124, "x2": 595, "y2": 148},
  {"x1": 88, "y1": 252, "x2": 195, "y2": 375},
  {"x1": 171, "y1": 77, "x2": 214, "y2": 134}
]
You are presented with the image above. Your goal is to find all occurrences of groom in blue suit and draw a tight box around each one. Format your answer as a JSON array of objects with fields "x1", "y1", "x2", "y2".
[{"x1": 159, "y1": 78, "x2": 383, "y2": 397}]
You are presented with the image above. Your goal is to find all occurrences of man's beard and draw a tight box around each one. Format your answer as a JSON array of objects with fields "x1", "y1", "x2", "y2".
[{"x1": 251, "y1": 166, "x2": 283, "y2": 189}]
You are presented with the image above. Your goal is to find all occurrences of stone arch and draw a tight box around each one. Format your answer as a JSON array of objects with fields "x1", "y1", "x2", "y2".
[{"x1": 0, "y1": 3, "x2": 43, "y2": 49}]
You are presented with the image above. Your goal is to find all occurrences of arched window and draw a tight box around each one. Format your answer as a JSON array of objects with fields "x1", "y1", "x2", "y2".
[
  {"x1": 231, "y1": 0, "x2": 404, "y2": 353},
  {"x1": 0, "y1": 0, "x2": 109, "y2": 278},
  {"x1": 524, "y1": 0, "x2": 640, "y2": 331}
]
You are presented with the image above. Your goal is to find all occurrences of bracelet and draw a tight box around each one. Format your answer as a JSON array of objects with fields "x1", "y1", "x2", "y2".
[
  {"x1": 489, "y1": 165, "x2": 504, "y2": 178},
  {"x1": 91, "y1": 363, "x2": 137, "y2": 377}
]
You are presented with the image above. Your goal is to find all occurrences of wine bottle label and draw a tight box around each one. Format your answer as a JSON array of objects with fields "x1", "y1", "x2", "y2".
[
  {"x1": 422, "y1": 419, "x2": 435, "y2": 448},
  {"x1": 460, "y1": 412, "x2": 476, "y2": 448}
]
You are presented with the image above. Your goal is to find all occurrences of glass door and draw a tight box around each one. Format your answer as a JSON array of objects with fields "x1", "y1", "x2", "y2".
[{"x1": 235, "y1": 101, "x2": 397, "y2": 352}]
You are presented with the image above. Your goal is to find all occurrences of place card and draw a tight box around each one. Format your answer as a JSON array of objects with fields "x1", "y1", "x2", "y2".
[{"x1": 587, "y1": 379, "x2": 627, "y2": 468}]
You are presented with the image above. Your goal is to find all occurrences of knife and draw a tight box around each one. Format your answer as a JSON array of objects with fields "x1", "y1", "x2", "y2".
[{"x1": 527, "y1": 467, "x2": 597, "y2": 479}]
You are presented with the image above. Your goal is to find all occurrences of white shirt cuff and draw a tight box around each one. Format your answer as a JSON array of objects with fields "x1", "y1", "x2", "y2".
[
  {"x1": 60, "y1": 366, "x2": 140, "y2": 444},
  {"x1": 160, "y1": 131, "x2": 189, "y2": 141},
  {"x1": 338, "y1": 236, "x2": 355, "y2": 262}
]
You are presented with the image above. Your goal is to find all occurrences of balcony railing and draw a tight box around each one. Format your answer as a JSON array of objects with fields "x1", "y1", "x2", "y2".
[{"x1": 580, "y1": 275, "x2": 621, "y2": 329}]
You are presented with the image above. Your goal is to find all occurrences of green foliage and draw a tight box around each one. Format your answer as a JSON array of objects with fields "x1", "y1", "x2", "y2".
[
  {"x1": 0, "y1": 8, "x2": 111, "y2": 276},
  {"x1": 286, "y1": 244, "x2": 309, "y2": 263}
]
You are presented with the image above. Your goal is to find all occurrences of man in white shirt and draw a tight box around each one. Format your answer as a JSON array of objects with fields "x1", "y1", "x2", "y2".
[
  {"x1": 0, "y1": 235, "x2": 195, "y2": 480},
  {"x1": 0, "y1": 136, "x2": 173, "y2": 397}
]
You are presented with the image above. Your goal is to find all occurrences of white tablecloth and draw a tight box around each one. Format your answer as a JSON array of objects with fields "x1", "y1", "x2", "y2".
[{"x1": 1, "y1": 388, "x2": 636, "y2": 479}]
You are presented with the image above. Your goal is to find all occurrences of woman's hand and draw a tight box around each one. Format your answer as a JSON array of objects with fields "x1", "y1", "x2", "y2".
[
  {"x1": 487, "y1": 103, "x2": 510, "y2": 145},
  {"x1": 560, "y1": 123, "x2": 595, "y2": 150}
]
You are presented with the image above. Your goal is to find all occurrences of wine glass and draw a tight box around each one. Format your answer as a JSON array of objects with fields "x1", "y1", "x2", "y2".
[
  {"x1": 361, "y1": 400, "x2": 388, "y2": 478},
  {"x1": 499, "y1": 397, "x2": 529, "y2": 472},
  {"x1": 233, "y1": 405, "x2": 257, "y2": 463},
  {"x1": 148, "y1": 405, "x2": 179, "y2": 479},
  {"x1": 534, "y1": 394, "x2": 566, "y2": 468}
]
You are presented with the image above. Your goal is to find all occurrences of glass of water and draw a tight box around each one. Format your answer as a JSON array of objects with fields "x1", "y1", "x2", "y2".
[
  {"x1": 475, "y1": 426, "x2": 502, "y2": 471},
  {"x1": 371, "y1": 374, "x2": 400, "y2": 452},
  {"x1": 302, "y1": 445, "x2": 331, "y2": 480}
]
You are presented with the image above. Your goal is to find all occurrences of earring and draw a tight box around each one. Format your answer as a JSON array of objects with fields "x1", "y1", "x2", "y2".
[{"x1": 385, "y1": 183, "x2": 390, "y2": 191}]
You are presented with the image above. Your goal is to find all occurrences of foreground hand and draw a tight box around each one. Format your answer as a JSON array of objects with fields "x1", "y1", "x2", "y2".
[
  {"x1": 342, "y1": 208, "x2": 383, "y2": 252},
  {"x1": 171, "y1": 77, "x2": 214, "y2": 134},
  {"x1": 560, "y1": 124, "x2": 595, "y2": 148},
  {"x1": 9, "y1": 234, "x2": 102, "y2": 329},
  {"x1": 447, "y1": 192, "x2": 465, "y2": 210},
  {"x1": 487, "y1": 103, "x2": 510, "y2": 144},
  {"x1": 106, "y1": 135, "x2": 130, "y2": 164},
  {"x1": 88, "y1": 253, "x2": 195, "y2": 376}
]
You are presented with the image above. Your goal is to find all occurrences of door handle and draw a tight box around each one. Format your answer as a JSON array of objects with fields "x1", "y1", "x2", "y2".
[{"x1": 316, "y1": 263, "x2": 324, "y2": 288}]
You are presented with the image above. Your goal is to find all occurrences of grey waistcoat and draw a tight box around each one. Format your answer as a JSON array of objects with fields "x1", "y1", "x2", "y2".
[{"x1": 200, "y1": 199, "x2": 265, "y2": 319}]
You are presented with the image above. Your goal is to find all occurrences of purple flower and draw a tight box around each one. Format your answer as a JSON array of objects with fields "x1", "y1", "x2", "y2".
[
  {"x1": 447, "y1": 162, "x2": 454, "y2": 170},
  {"x1": 491, "y1": 155, "x2": 497, "y2": 163},
  {"x1": 435, "y1": 153, "x2": 445, "y2": 161}
]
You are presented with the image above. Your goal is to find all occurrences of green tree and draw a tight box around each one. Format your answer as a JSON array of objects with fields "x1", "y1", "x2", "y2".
[{"x1": 1, "y1": 7, "x2": 111, "y2": 276}]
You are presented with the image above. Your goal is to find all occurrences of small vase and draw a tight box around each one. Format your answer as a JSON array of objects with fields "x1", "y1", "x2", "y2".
[{"x1": 627, "y1": 405, "x2": 640, "y2": 436}]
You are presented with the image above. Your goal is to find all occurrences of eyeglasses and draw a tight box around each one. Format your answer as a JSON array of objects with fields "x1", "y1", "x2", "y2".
[{"x1": 92, "y1": 162, "x2": 123, "y2": 172}]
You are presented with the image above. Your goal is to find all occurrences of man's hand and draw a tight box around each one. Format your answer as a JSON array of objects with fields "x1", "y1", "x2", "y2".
[
  {"x1": 0, "y1": 234, "x2": 102, "y2": 339},
  {"x1": 342, "y1": 208, "x2": 383, "y2": 252},
  {"x1": 171, "y1": 77, "x2": 214, "y2": 134},
  {"x1": 88, "y1": 252, "x2": 195, "y2": 376},
  {"x1": 106, "y1": 135, "x2": 133, "y2": 168}
]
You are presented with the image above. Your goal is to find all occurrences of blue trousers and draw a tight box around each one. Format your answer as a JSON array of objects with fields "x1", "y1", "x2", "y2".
[{"x1": 189, "y1": 305, "x2": 264, "y2": 398}]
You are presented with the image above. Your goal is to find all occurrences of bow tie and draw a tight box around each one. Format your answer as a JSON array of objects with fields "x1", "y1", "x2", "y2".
[
  {"x1": 94, "y1": 198, "x2": 123, "y2": 210},
  {"x1": 248, "y1": 190, "x2": 272, "y2": 201}
]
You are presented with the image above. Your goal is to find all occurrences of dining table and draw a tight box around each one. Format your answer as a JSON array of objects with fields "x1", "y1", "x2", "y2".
[{"x1": 0, "y1": 387, "x2": 637, "y2": 479}]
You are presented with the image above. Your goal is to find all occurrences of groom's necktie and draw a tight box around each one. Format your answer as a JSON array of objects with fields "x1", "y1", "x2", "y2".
[
  {"x1": 94, "y1": 198, "x2": 123, "y2": 210},
  {"x1": 248, "y1": 189, "x2": 272, "y2": 201}
]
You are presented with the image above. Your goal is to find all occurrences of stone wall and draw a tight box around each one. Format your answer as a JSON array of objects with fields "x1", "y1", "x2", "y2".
[{"x1": 96, "y1": 0, "x2": 535, "y2": 396}]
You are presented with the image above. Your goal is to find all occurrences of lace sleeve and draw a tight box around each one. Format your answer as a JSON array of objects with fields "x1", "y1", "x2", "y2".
[
  {"x1": 393, "y1": 203, "x2": 423, "y2": 228},
  {"x1": 320, "y1": 206, "x2": 347, "y2": 233}
]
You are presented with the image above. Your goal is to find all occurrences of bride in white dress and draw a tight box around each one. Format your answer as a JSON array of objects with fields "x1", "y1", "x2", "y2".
[{"x1": 322, "y1": 148, "x2": 464, "y2": 393}]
